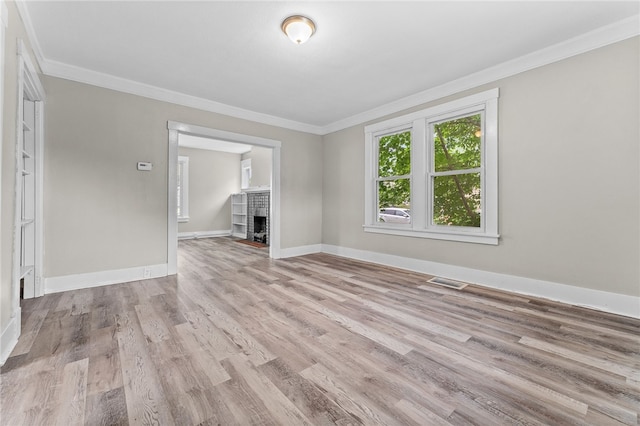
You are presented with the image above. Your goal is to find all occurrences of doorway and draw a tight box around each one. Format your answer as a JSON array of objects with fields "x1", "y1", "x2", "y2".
[
  {"x1": 167, "y1": 121, "x2": 282, "y2": 275},
  {"x1": 13, "y1": 40, "x2": 45, "y2": 304}
]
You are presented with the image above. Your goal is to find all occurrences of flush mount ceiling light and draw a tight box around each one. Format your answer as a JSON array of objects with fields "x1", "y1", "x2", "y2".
[{"x1": 281, "y1": 15, "x2": 316, "y2": 45}]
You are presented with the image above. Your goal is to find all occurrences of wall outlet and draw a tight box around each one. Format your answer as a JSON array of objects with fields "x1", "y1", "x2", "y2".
[{"x1": 143, "y1": 267, "x2": 151, "y2": 278}]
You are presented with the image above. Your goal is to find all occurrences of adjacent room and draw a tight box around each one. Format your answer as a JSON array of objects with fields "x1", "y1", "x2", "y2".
[{"x1": 0, "y1": 1, "x2": 638, "y2": 425}]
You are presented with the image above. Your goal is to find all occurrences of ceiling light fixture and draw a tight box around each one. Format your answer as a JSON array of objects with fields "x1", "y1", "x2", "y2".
[{"x1": 281, "y1": 15, "x2": 316, "y2": 45}]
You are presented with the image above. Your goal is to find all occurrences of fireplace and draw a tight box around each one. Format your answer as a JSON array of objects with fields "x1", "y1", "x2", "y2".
[
  {"x1": 253, "y1": 216, "x2": 267, "y2": 243},
  {"x1": 246, "y1": 191, "x2": 270, "y2": 246}
]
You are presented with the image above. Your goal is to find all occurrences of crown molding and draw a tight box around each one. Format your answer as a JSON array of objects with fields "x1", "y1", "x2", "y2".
[
  {"x1": 1, "y1": 2, "x2": 8, "y2": 27},
  {"x1": 16, "y1": 0, "x2": 639, "y2": 137},
  {"x1": 14, "y1": 1, "x2": 46, "y2": 68},
  {"x1": 321, "y1": 15, "x2": 640, "y2": 135},
  {"x1": 42, "y1": 59, "x2": 325, "y2": 135}
]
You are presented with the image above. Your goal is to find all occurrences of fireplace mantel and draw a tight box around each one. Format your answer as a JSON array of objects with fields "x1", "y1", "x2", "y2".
[{"x1": 243, "y1": 186, "x2": 271, "y2": 193}]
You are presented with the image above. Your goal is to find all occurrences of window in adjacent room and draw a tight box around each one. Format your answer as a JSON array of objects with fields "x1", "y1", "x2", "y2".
[
  {"x1": 177, "y1": 156, "x2": 189, "y2": 222},
  {"x1": 364, "y1": 88, "x2": 499, "y2": 245},
  {"x1": 241, "y1": 158, "x2": 252, "y2": 189}
]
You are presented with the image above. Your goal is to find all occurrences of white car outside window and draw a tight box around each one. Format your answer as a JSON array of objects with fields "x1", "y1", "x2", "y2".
[{"x1": 379, "y1": 208, "x2": 411, "y2": 224}]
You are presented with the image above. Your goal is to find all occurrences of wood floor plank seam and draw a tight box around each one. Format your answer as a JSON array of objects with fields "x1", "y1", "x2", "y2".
[{"x1": 2, "y1": 237, "x2": 639, "y2": 425}]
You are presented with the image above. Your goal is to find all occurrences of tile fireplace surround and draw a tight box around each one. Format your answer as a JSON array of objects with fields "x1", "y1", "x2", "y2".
[{"x1": 246, "y1": 191, "x2": 270, "y2": 246}]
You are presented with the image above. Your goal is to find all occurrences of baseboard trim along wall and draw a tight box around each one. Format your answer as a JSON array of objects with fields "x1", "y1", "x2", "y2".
[
  {"x1": 319, "y1": 244, "x2": 640, "y2": 319},
  {"x1": 279, "y1": 244, "x2": 323, "y2": 259},
  {"x1": 44, "y1": 263, "x2": 168, "y2": 294},
  {"x1": 178, "y1": 230, "x2": 231, "y2": 240},
  {"x1": 37, "y1": 243, "x2": 638, "y2": 319},
  {"x1": 0, "y1": 308, "x2": 21, "y2": 366}
]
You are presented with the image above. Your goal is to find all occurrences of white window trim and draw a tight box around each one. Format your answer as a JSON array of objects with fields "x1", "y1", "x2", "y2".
[
  {"x1": 364, "y1": 88, "x2": 499, "y2": 245},
  {"x1": 177, "y1": 156, "x2": 189, "y2": 223},
  {"x1": 241, "y1": 158, "x2": 251, "y2": 189}
]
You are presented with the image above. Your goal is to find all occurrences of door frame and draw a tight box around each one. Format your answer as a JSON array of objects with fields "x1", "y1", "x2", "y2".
[
  {"x1": 12, "y1": 39, "x2": 45, "y2": 309},
  {"x1": 167, "y1": 121, "x2": 282, "y2": 274}
]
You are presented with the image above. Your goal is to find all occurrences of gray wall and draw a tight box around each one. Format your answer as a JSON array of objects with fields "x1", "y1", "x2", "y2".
[
  {"x1": 2, "y1": 24, "x2": 637, "y2": 341},
  {"x1": 43, "y1": 75, "x2": 323, "y2": 278},
  {"x1": 241, "y1": 146, "x2": 271, "y2": 188},
  {"x1": 177, "y1": 147, "x2": 240, "y2": 234},
  {"x1": 322, "y1": 37, "x2": 639, "y2": 297}
]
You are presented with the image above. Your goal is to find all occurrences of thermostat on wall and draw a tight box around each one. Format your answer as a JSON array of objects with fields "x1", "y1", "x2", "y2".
[{"x1": 137, "y1": 162, "x2": 153, "y2": 171}]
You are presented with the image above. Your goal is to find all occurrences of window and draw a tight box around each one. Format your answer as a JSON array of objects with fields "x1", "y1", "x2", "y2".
[
  {"x1": 177, "y1": 156, "x2": 189, "y2": 222},
  {"x1": 241, "y1": 158, "x2": 251, "y2": 189},
  {"x1": 376, "y1": 129, "x2": 411, "y2": 224},
  {"x1": 364, "y1": 89, "x2": 499, "y2": 245}
]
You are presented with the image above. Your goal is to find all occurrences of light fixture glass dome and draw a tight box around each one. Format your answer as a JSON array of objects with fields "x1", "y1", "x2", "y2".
[{"x1": 281, "y1": 15, "x2": 316, "y2": 44}]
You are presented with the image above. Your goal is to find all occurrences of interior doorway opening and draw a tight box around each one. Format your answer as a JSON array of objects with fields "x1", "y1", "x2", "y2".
[
  {"x1": 167, "y1": 121, "x2": 282, "y2": 275},
  {"x1": 14, "y1": 40, "x2": 45, "y2": 307}
]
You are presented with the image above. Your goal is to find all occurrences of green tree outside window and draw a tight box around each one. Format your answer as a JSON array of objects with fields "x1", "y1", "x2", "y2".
[{"x1": 377, "y1": 131, "x2": 411, "y2": 216}]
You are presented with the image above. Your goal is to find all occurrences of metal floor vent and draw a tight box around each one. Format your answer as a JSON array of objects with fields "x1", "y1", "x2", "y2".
[{"x1": 427, "y1": 277, "x2": 468, "y2": 290}]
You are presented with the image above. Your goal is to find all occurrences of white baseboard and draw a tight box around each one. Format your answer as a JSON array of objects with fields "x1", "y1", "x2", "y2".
[
  {"x1": 178, "y1": 230, "x2": 231, "y2": 240},
  {"x1": 37, "y1": 241, "x2": 639, "y2": 319},
  {"x1": 1, "y1": 308, "x2": 21, "y2": 366},
  {"x1": 321, "y1": 244, "x2": 640, "y2": 319},
  {"x1": 44, "y1": 263, "x2": 168, "y2": 294},
  {"x1": 279, "y1": 244, "x2": 322, "y2": 259}
]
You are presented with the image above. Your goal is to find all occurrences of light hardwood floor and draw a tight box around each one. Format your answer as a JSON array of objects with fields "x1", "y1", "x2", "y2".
[{"x1": 1, "y1": 237, "x2": 639, "y2": 425}]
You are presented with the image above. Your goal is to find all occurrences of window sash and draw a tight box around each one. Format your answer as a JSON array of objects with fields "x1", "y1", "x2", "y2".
[
  {"x1": 428, "y1": 111, "x2": 485, "y2": 231},
  {"x1": 364, "y1": 88, "x2": 499, "y2": 245},
  {"x1": 374, "y1": 128, "x2": 413, "y2": 226}
]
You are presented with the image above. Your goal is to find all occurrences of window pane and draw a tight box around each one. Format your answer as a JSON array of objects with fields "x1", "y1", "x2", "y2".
[
  {"x1": 434, "y1": 114, "x2": 481, "y2": 172},
  {"x1": 433, "y1": 173, "x2": 480, "y2": 227},
  {"x1": 378, "y1": 131, "x2": 411, "y2": 177},
  {"x1": 378, "y1": 179, "x2": 411, "y2": 223}
]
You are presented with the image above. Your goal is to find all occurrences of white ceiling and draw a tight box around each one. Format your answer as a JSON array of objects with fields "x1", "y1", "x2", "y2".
[{"x1": 21, "y1": 1, "x2": 639, "y2": 134}]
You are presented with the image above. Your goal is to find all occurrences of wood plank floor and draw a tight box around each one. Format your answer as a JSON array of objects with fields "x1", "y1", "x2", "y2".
[{"x1": 2, "y1": 237, "x2": 639, "y2": 425}]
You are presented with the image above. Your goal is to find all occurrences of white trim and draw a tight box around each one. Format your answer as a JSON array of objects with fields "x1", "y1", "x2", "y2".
[
  {"x1": 0, "y1": 2, "x2": 7, "y2": 27},
  {"x1": 14, "y1": 1, "x2": 46, "y2": 69},
  {"x1": 323, "y1": 15, "x2": 640, "y2": 134},
  {"x1": 13, "y1": 40, "x2": 46, "y2": 339},
  {"x1": 167, "y1": 128, "x2": 178, "y2": 275},
  {"x1": 34, "y1": 101, "x2": 45, "y2": 297},
  {"x1": 321, "y1": 244, "x2": 640, "y2": 319},
  {"x1": 178, "y1": 230, "x2": 231, "y2": 240},
  {"x1": 364, "y1": 89, "x2": 499, "y2": 134},
  {"x1": 243, "y1": 186, "x2": 272, "y2": 193},
  {"x1": 177, "y1": 155, "x2": 189, "y2": 222},
  {"x1": 18, "y1": 5, "x2": 636, "y2": 136},
  {"x1": 44, "y1": 263, "x2": 168, "y2": 294},
  {"x1": 168, "y1": 121, "x2": 282, "y2": 149},
  {"x1": 279, "y1": 244, "x2": 322, "y2": 259},
  {"x1": 167, "y1": 121, "x2": 282, "y2": 261},
  {"x1": 364, "y1": 89, "x2": 499, "y2": 245},
  {"x1": 0, "y1": 2, "x2": 7, "y2": 336},
  {"x1": 270, "y1": 146, "x2": 282, "y2": 259},
  {"x1": 241, "y1": 158, "x2": 251, "y2": 189},
  {"x1": 0, "y1": 308, "x2": 20, "y2": 366},
  {"x1": 17, "y1": 40, "x2": 45, "y2": 100},
  {"x1": 44, "y1": 59, "x2": 324, "y2": 135},
  {"x1": 362, "y1": 226, "x2": 499, "y2": 245}
]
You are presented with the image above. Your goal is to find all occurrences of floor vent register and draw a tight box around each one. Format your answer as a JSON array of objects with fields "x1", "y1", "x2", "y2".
[{"x1": 427, "y1": 277, "x2": 468, "y2": 290}]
